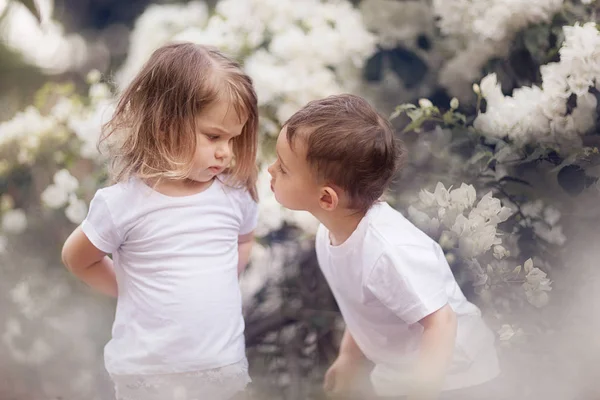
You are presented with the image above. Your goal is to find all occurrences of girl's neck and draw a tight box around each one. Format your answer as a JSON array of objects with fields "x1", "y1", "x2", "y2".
[{"x1": 150, "y1": 177, "x2": 215, "y2": 198}]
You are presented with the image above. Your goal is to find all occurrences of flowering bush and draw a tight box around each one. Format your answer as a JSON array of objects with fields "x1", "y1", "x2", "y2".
[
  {"x1": 2, "y1": 0, "x2": 600, "y2": 398},
  {"x1": 475, "y1": 23, "x2": 600, "y2": 151}
]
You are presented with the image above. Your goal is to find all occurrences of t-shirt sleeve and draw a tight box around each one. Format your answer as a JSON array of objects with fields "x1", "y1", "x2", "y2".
[
  {"x1": 366, "y1": 242, "x2": 449, "y2": 325},
  {"x1": 81, "y1": 191, "x2": 123, "y2": 254},
  {"x1": 239, "y1": 192, "x2": 259, "y2": 235}
]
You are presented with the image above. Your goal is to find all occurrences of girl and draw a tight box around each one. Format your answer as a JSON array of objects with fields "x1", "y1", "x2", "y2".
[{"x1": 61, "y1": 43, "x2": 259, "y2": 400}]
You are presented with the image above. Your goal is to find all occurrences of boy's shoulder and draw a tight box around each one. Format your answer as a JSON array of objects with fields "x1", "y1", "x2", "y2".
[
  {"x1": 315, "y1": 202, "x2": 438, "y2": 265},
  {"x1": 365, "y1": 202, "x2": 436, "y2": 251}
]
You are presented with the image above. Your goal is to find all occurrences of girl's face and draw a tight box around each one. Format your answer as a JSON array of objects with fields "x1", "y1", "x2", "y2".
[{"x1": 189, "y1": 100, "x2": 247, "y2": 183}]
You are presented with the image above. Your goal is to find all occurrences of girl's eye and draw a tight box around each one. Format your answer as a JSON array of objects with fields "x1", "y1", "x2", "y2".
[{"x1": 206, "y1": 134, "x2": 219, "y2": 141}]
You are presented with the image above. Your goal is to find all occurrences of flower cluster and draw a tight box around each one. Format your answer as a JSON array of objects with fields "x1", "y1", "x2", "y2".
[
  {"x1": 405, "y1": 183, "x2": 558, "y2": 310},
  {"x1": 434, "y1": 0, "x2": 563, "y2": 101},
  {"x1": 0, "y1": 73, "x2": 113, "y2": 249},
  {"x1": 474, "y1": 23, "x2": 600, "y2": 150},
  {"x1": 521, "y1": 200, "x2": 567, "y2": 246},
  {"x1": 359, "y1": 0, "x2": 434, "y2": 49},
  {"x1": 117, "y1": 0, "x2": 376, "y2": 133},
  {"x1": 1, "y1": 0, "x2": 88, "y2": 73},
  {"x1": 407, "y1": 182, "x2": 512, "y2": 259},
  {"x1": 434, "y1": 0, "x2": 563, "y2": 42}
]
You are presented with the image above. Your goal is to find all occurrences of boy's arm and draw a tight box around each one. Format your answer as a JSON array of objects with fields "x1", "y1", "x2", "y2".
[
  {"x1": 237, "y1": 231, "x2": 254, "y2": 277},
  {"x1": 324, "y1": 328, "x2": 367, "y2": 394},
  {"x1": 409, "y1": 304, "x2": 457, "y2": 400},
  {"x1": 338, "y1": 328, "x2": 365, "y2": 360},
  {"x1": 62, "y1": 226, "x2": 118, "y2": 297}
]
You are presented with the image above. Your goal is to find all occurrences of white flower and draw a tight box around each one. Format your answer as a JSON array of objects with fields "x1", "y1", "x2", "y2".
[
  {"x1": 41, "y1": 184, "x2": 69, "y2": 209},
  {"x1": 533, "y1": 222, "x2": 566, "y2": 246},
  {"x1": 449, "y1": 183, "x2": 476, "y2": 211},
  {"x1": 474, "y1": 23, "x2": 600, "y2": 150},
  {"x1": 418, "y1": 98, "x2": 433, "y2": 109},
  {"x1": 522, "y1": 259, "x2": 552, "y2": 308},
  {"x1": 68, "y1": 100, "x2": 115, "y2": 159},
  {"x1": 498, "y1": 324, "x2": 516, "y2": 341},
  {"x1": 359, "y1": 0, "x2": 434, "y2": 49},
  {"x1": 470, "y1": 192, "x2": 512, "y2": 224},
  {"x1": 521, "y1": 200, "x2": 544, "y2": 217},
  {"x1": 49, "y1": 97, "x2": 74, "y2": 122},
  {"x1": 86, "y1": 69, "x2": 101, "y2": 84},
  {"x1": 432, "y1": 182, "x2": 451, "y2": 208},
  {"x1": 65, "y1": 195, "x2": 88, "y2": 224},
  {"x1": 116, "y1": 1, "x2": 210, "y2": 88},
  {"x1": 408, "y1": 206, "x2": 440, "y2": 235},
  {"x1": 543, "y1": 206, "x2": 561, "y2": 226},
  {"x1": 450, "y1": 98, "x2": 459, "y2": 109},
  {"x1": 0, "y1": 0, "x2": 88, "y2": 73},
  {"x1": 2, "y1": 209, "x2": 27, "y2": 234},
  {"x1": 117, "y1": 0, "x2": 375, "y2": 130},
  {"x1": 493, "y1": 245, "x2": 510, "y2": 260},
  {"x1": 417, "y1": 188, "x2": 437, "y2": 208},
  {"x1": 438, "y1": 230, "x2": 457, "y2": 250},
  {"x1": 0, "y1": 106, "x2": 57, "y2": 152},
  {"x1": 457, "y1": 224, "x2": 500, "y2": 259},
  {"x1": 88, "y1": 83, "x2": 111, "y2": 102},
  {"x1": 53, "y1": 169, "x2": 79, "y2": 193}
]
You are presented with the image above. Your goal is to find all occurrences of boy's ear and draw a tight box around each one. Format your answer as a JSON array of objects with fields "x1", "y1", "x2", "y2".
[{"x1": 318, "y1": 186, "x2": 339, "y2": 211}]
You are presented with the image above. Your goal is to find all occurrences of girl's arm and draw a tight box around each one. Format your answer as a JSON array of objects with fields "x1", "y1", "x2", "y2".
[
  {"x1": 237, "y1": 231, "x2": 254, "y2": 277},
  {"x1": 409, "y1": 304, "x2": 457, "y2": 400},
  {"x1": 61, "y1": 226, "x2": 118, "y2": 297}
]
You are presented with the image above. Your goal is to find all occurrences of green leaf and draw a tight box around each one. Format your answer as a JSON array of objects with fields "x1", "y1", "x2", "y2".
[
  {"x1": 401, "y1": 117, "x2": 426, "y2": 134},
  {"x1": 14, "y1": 0, "x2": 41, "y2": 23},
  {"x1": 406, "y1": 108, "x2": 424, "y2": 122},
  {"x1": 390, "y1": 103, "x2": 417, "y2": 120}
]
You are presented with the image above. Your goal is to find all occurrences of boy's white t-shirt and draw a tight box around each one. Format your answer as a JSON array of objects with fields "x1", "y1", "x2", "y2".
[
  {"x1": 315, "y1": 202, "x2": 499, "y2": 396},
  {"x1": 81, "y1": 177, "x2": 258, "y2": 375}
]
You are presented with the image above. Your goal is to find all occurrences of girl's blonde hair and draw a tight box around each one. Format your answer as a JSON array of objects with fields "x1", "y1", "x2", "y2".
[{"x1": 101, "y1": 42, "x2": 259, "y2": 200}]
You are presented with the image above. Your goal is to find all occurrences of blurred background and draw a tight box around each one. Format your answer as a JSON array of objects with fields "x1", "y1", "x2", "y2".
[{"x1": 1, "y1": 0, "x2": 600, "y2": 399}]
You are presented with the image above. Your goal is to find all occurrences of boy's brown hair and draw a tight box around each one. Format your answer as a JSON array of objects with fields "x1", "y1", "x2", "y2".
[
  {"x1": 101, "y1": 42, "x2": 259, "y2": 200},
  {"x1": 284, "y1": 94, "x2": 404, "y2": 211}
]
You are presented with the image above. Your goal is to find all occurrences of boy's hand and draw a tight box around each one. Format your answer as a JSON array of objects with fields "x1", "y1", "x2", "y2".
[{"x1": 323, "y1": 353, "x2": 360, "y2": 396}]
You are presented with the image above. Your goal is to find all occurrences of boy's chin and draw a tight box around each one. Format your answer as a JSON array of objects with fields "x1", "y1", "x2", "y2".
[{"x1": 276, "y1": 197, "x2": 310, "y2": 213}]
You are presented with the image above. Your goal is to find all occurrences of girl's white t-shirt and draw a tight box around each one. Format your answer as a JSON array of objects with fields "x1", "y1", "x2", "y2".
[
  {"x1": 315, "y1": 202, "x2": 500, "y2": 396},
  {"x1": 81, "y1": 177, "x2": 258, "y2": 375}
]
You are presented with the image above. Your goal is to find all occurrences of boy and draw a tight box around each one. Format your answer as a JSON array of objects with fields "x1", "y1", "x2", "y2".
[{"x1": 267, "y1": 94, "x2": 500, "y2": 399}]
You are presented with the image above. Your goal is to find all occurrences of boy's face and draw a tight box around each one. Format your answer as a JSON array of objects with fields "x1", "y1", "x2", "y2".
[{"x1": 268, "y1": 127, "x2": 322, "y2": 212}]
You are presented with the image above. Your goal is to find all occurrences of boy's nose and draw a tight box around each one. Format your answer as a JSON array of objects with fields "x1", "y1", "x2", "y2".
[{"x1": 267, "y1": 163, "x2": 275, "y2": 176}]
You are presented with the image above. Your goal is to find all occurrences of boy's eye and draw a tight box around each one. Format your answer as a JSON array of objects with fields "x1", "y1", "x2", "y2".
[{"x1": 278, "y1": 164, "x2": 286, "y2": 174}]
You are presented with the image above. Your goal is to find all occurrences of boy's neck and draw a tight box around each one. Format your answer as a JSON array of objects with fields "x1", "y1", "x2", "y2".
[{"x1": 316, "y1": 208, "x2": 367, "y2": 246}]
